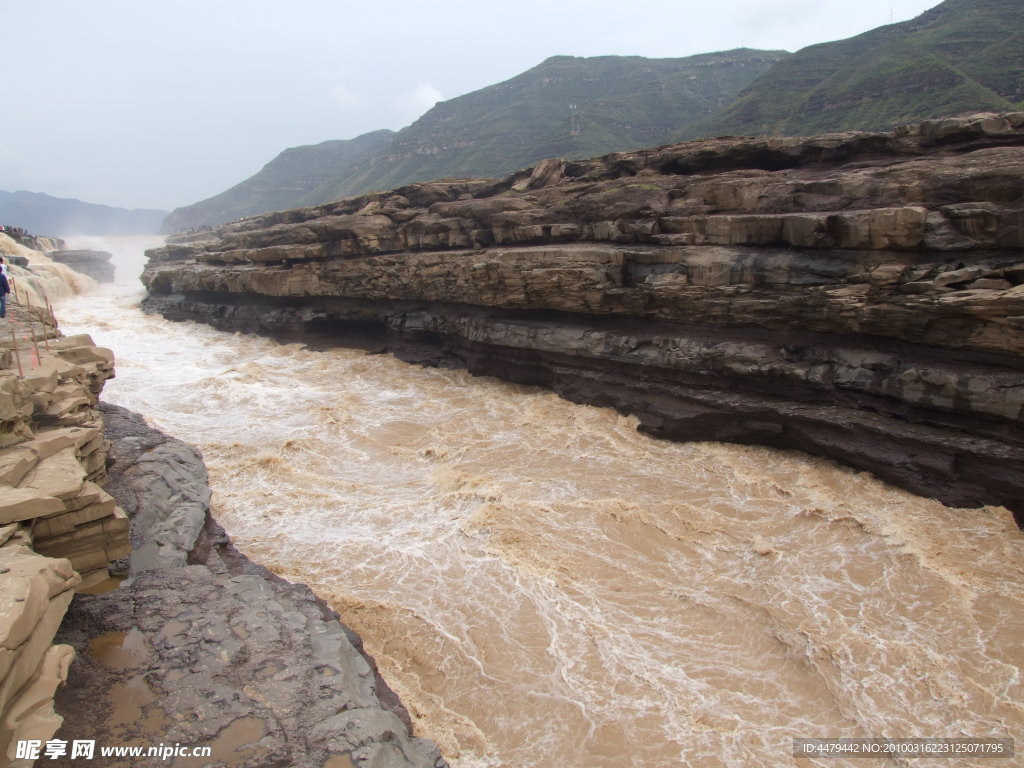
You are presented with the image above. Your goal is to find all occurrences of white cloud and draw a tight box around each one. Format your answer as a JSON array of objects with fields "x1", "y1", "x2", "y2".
[
  {"x1": 412, "y1": 83, "x2": 444, "y2": 110},
  {"x1": 392, "y1": 83, "x2": 445, "y2": 125},
  {"x1": 327, "y1": 83, "x2": 370, "y2": 112}
]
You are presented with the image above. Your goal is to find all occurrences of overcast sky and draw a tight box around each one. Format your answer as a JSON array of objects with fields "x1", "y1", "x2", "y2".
[{"x1": 3, "y1": 0, "x2": 941, "y2": 212}]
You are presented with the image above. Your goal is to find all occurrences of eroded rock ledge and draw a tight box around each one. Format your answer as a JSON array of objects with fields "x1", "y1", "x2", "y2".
[{"x1": 142, "y1": 113, "x2": 1024, "y2": 523}]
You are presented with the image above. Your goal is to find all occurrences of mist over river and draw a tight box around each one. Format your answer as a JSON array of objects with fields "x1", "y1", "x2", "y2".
[{"x1": 56, "y1": 237, "x2": 1023, "y2": 767}]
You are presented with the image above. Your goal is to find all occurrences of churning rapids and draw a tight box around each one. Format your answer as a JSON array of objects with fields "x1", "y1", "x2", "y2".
[{"x1": 56, "y1": 237, "x2": 1023, "y2": 768}]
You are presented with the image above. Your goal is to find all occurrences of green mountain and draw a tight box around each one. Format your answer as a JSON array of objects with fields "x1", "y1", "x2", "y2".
[
  {"x1": 687, "y1": 0, "x2": 1024, "y2": 139},
  {"x1": 0, "y1": 190, "x2": 167, "y2": 236},
  {"x1": 320, "y1": 50, "x2": 788, "y2": 195},
  {"x1": 163, "y1": 49, "x2": 787, "y2": 232}
]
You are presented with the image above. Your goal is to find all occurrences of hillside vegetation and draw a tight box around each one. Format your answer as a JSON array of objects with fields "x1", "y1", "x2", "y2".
[{"x1": 689, "y1": 0, "x2": 1023, "y2": 139}]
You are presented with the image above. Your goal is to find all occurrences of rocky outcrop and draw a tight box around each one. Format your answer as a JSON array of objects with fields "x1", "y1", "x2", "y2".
[
  {"x1": 0, "y1": 528, "x2": 80, "y2": 765},
  {"x1": 50, "y1": 403, "x2": 445, "y2": 768},
  {"x1": 96, "y1": 403, "x2": 211, "y2": 575},
  {"x1": 47, "y1": 251, "x2": 114, "y2": 284},
  {"x1": 0, "y1": 333, "x2": 122, "y2": 589},
  {"x1": 54, "y1": 568, "x2": 445, "y2": 768},
  {"x1": 144, "y1": 113, "x2": 1024, "y2": 522},
  {"x1": 0, "y1": 330, "x2": 123, "y2": 764}
]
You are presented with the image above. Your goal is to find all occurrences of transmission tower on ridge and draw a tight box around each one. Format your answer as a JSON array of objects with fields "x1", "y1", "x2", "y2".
[{"x1": 569, "y1": 104, "x2": 580, "y2": 137}]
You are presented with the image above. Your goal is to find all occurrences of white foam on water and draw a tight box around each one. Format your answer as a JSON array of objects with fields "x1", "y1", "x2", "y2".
[{"x1": 53, "y1": 246, "x2": 1024, "y2": 768}]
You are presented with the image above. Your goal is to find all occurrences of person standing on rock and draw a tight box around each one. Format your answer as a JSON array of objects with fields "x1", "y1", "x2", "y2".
[
  {"x1": 0, "y1": 256, "x2": 9, "y2": 294},
  {"x1": 0, "y1": 262, "x2": 10, "y2": 319}
]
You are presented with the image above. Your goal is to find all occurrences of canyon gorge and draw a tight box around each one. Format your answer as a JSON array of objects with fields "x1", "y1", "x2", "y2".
[
  {"x1": 5, "y1": 1, "x2": 1024, "y2": 765},
  {"x1": 2, "y1": 112, "x2": 1022, "y2": 768}
]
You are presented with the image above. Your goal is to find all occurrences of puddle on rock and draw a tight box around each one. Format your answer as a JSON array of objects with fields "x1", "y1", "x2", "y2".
[
  {"x1": 90, "y1": 627, "x2": 148, "y2": 670},
  {"x1": 107, "y1": 676, "x2": 167, "y2": 730}
]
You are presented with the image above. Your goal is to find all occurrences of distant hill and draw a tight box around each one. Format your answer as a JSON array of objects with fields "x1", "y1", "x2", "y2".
[
  {"x1": 163, "y1": 49, "x2": 788, "y2": 232},
  {"x1": 0, "y1": 190, "x2": 167, "y2": 236},
  {"x1": 687, "y1": 0, "x2": 1024, "y2": 139}
]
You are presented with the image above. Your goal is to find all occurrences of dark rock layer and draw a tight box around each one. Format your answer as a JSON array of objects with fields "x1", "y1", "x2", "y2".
[{"x1": 143, "y1": 114, "x2": 1024, "y2": 524}]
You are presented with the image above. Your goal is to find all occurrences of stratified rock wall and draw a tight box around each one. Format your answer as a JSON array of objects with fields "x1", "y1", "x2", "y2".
[
  {"x1": 0, "y1": 334, "x2": 122, "y2": 587},
  {"x1": 0, "y1": 330, "x2": 121, "y2": 764},
  {"x1": 144, "y1": 113, "x2": 1024, "y2": 521}
]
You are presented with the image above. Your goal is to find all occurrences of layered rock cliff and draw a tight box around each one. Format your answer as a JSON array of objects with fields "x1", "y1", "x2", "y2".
[
  {"x1": 0, "y1": 321, "x2": 123, "y2": 763},
  {"x1": 143, "y1": 113, "x2": 1024, "y2": 523}
]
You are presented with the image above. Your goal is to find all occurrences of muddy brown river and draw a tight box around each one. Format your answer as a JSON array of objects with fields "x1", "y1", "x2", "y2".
[{"x1": 55, "y1": 237, "x2": 1023, "y2": 767}]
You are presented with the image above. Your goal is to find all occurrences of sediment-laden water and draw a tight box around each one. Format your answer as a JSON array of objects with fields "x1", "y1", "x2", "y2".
[{"x1": 56, "y1": 237, "x2": 1023, "y2": 767}]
